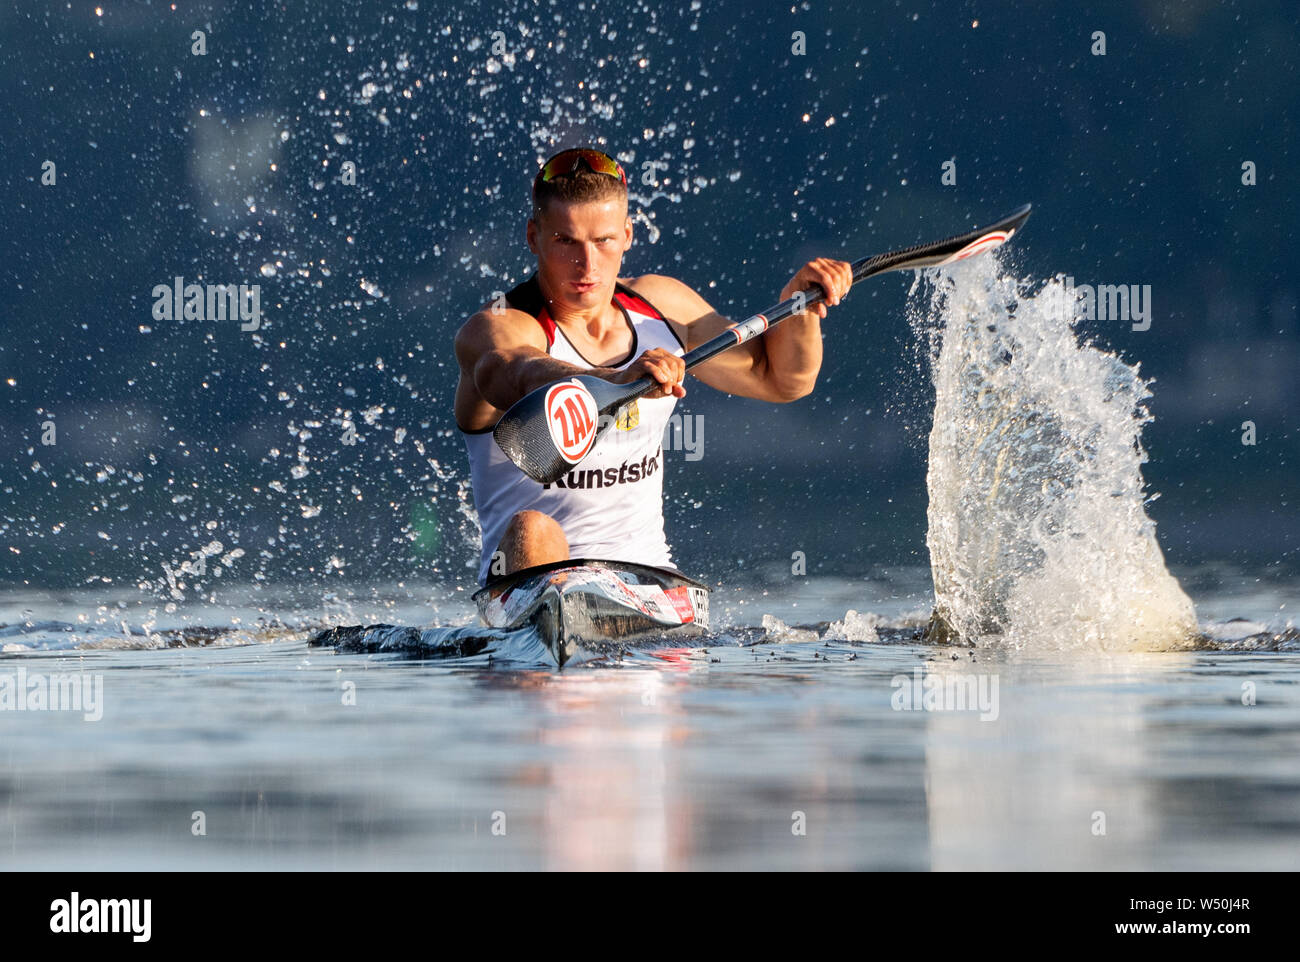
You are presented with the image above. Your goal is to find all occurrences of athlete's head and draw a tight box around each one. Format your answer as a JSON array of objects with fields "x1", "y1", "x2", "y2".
[{"x1": 527, "y1": 148, "x2": 632, "y2": 309}]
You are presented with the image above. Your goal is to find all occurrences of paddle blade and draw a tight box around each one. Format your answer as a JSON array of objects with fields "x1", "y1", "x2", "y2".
[
  {"x1": 492, "y1": 374, "x2": 637, "y2": 483},
  {"x1": 855, "y1": 204, "x2": 1032, "y2": 280}
]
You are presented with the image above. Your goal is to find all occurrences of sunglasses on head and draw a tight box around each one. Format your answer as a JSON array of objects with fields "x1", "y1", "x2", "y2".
[{"x1": 534, "y1": 148, "x2": 628, "y2": 189}]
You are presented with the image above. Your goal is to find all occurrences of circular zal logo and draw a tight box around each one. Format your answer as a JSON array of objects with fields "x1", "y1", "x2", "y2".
[{"x1": 545, "y1": 380, "x2": 600, "y2": 464}]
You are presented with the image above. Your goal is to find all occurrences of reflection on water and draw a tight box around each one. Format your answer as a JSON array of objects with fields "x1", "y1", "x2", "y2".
[
  {"x1": 930, "y1": 652, "x2": 1300, "y2": 873},
  {"x1": 1, "y1": 575, "x2": 1297, "y2": 870},
  {"x1": 924, "y1": 650, "x2": 1300, "y2": 870},
  {"x1": 532, "y1": 666, "x2": 692, "y2": 871},
  {"x1": 925, "y1": 651, "x2": 1166, "y2": 870}
]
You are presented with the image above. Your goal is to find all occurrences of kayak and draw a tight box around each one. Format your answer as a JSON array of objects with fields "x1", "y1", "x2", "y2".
[{"x1": 472, "y1": 558, "x2": 710, "y2": 667}]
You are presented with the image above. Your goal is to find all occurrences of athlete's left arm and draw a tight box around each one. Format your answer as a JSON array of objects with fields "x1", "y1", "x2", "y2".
[{"x1": 628, "y1": 261, "x2": 852, "y2": 403}]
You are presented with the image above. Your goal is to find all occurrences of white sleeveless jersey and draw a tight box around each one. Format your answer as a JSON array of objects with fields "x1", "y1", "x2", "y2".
[{"x1": 460, "y1": 275, "x2": 684, "y2": 585}]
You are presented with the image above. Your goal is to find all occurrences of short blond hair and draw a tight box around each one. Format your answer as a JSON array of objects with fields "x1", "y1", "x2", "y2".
[{"x1": 532, "y1": 169, "x2": 627, "y2": 219}]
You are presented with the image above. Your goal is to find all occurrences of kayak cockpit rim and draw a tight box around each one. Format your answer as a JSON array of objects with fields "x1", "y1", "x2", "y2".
[{"x1": 471, "y1": 557, "x2": 709, "y2": 603}]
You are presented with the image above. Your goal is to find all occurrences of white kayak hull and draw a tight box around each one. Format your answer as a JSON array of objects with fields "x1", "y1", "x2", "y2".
[{"x1": 472, "y1": 559, "x2": 710, "y2": 667}]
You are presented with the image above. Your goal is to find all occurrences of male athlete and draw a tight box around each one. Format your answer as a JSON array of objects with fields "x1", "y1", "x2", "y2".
[{"x1": 454, "y1": 147, "x2": 852, "y2": 585}]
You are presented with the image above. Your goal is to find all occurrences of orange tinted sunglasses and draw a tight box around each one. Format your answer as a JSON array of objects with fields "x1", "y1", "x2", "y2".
[{"x1": 534, "y1": 148, "x2": 628, "y2": 189}]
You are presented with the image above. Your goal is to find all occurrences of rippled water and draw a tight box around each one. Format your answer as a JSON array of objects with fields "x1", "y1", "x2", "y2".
[{"x1": 2, "y1": 568, "x2": 1295, "y2": 870}]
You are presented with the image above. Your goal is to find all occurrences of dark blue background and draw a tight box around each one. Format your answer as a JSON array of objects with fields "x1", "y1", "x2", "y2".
[{"x1": 2, "y1": 0, "x2": 1295, "y2": 589}]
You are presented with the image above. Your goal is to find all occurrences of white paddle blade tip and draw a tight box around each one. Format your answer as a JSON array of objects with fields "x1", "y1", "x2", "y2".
[{"x1": 934, "y1": 228, "x2": 1015, "y2": 267}]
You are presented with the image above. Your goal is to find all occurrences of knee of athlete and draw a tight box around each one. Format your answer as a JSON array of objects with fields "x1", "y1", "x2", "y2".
[{"x1": 508, "y1": 510, "x2": 567, "y2": 546}]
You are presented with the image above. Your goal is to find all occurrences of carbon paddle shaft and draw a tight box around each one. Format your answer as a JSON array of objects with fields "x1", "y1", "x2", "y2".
[{"x1": 670, "y1": 203, "x2": 1033, "y2": 375}]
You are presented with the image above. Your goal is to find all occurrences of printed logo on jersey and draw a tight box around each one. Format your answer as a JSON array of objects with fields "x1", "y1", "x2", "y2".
[
  {"x1": 615, "y1": 399, "x2": 639, "y2": 431},
  {"x1": 545, "y1": 379, "x2": 600, "y2": 464},
  {"x1": 542, "y1": 446, "x2": 662, "y2": 490}
]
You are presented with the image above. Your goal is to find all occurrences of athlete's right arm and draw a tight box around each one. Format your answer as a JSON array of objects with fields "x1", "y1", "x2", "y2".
[
  {"x1": 455, "y1": 308, "x2": 583, "y2": 413},
  {"x1": 454, "y1": 307, "x2": 689, "y2": 430}
]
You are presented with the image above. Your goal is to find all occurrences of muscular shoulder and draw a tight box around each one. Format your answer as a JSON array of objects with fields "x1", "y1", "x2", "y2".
[
  {"x1": 622, "y1": 273, "x2": 719, "y2": 346},
  {"x1": 453, "y1": 303, "x2": 548, "y2": 371},
  {"x1": 623, "y1": 273, "x2": 712, "y2": 315}
]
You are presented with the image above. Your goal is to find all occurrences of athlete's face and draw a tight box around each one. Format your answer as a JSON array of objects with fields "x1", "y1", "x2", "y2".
[{"x1": 527, "y1": 198, "x2": 632, "y2": 309}]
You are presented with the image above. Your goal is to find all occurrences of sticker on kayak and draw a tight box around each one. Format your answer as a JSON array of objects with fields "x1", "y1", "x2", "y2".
[
  {"x1": 934, "y1": 228, "x2": 1016, "y2": 266},
  {"x1": 663, "y1": 585, "x2": 697, "y2": 623},
  {"x1": 545, "y1": 379, "x2": 599, "y2": 464}
]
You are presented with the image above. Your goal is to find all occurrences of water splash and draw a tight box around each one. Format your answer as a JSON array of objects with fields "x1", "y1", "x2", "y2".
[{"x1": 913, "y1": 255, "x2": 1198, "y2": 651}]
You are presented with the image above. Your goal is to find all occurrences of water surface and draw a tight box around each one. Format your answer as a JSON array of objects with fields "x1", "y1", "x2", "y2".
[{"x1": 2, "y1": 569, "x2": 1295, "y2": 870}]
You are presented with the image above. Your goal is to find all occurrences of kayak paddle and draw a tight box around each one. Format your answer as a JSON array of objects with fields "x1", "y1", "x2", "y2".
[{"x1": 493, "y1": 203, "x2": 1032, "y2": 484}]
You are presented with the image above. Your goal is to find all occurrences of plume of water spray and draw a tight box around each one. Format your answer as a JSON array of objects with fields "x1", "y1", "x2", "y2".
[{"x1": 914, "y1": 255, "x2": 1198, "y2": 651}]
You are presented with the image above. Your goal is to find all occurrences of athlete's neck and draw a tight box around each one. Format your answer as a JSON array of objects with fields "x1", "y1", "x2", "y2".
[{"x1": 535, "y1": 273, "x2": 623, "y2": 339}]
